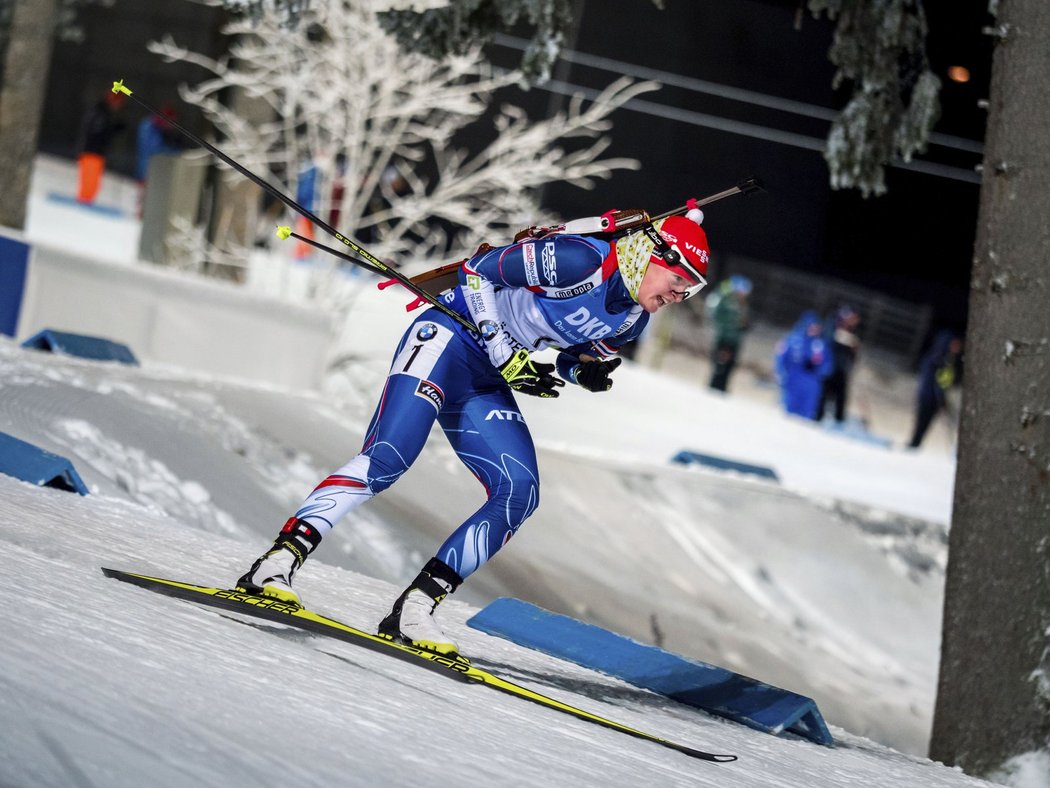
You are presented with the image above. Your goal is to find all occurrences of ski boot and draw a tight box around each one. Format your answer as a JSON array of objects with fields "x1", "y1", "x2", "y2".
[
  {"x1": 236, "y1": 517, "x2": 321, "y2": 606},
  {"x1": 378, "y1": 557, "x2": 465, "y2": 660}
]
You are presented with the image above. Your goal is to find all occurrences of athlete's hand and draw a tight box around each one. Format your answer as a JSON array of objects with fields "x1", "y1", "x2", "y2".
[
  {"x1": 572, "y1": 357, "x2": 622, "y2": 392},
  {"x1": 498, "y1": 349, "x2": 565, "y2": 398}
]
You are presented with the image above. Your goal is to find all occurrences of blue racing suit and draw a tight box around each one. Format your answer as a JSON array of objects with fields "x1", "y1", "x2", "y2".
[{"x1": 294, "y1": 234, "x2": 649, "y2": 579}]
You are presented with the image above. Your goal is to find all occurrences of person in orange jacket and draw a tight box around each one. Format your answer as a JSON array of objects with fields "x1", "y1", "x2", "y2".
[{"x1": 76, "y1": 90, "x2": 127, "y2": 204}]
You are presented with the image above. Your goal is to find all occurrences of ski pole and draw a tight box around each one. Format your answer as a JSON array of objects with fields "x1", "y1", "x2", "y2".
[
  {"x1": 110, "y1": 79, "x2": 479, "y2": 334},
  {"x1": 276, "y1": 226, "x2": 385, "y2": 276},
  {"x1": 278, "y1": 226, "x2": 461, "y2": 312}
]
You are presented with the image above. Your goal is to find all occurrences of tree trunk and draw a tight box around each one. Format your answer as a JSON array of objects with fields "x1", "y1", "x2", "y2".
[
  {"x1": 0, "y1": 0, "x2": 57, "y2": 230},
  {"x1": 929, "y1": 0, "x2": 1050, "y2": 775}
]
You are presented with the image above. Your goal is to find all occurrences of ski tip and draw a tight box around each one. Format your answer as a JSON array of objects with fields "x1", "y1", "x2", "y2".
[
  {"x1": 111, "y1": 79, "x2": 132, "y2": 97},
  {"x1": 276, "y1": 225, "x2": 292, "y2": 240}
]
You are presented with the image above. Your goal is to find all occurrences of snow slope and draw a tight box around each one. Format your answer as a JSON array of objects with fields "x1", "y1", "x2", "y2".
[
  {"x1": 0, "y1": 335, "x2": 947, "y2": 754},
  {"x1": 0, "y1": 470, "x2": 991, "y2": 788}
]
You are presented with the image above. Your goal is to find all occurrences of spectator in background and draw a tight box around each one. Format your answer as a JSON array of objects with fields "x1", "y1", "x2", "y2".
[
  {"x1": 136, "y1": 104, "x2": 181, "y2": 183},
  {"x1": 294, "y1": 156, "x2": 320, "y2": 260},
  {"x1": 328, "y1": 152, "x2": 348, "y2": 229},
  {"x1": 818, "y1": 305, "x2": 862, "y2": 423},
  {"x1": 76, "y1": 89, "x2": 127, "y2": 204},
  {"x1": 775, "y1": 310, "x2": 832, "y2": 420},
  {"x1": 706, "y1": 274, "x2": 752, "y2": 392},
  {"x1": 908, "y1": 330, "x2": 964, "y2": 448},
  {"x1": 135, "y1": 104, "x2": 182, "y2": 215}
]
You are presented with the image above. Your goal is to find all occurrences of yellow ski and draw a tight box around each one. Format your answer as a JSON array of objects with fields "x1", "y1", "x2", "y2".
[{"x1": 101, "y1": 567, "x2": 736, "y2": 763}]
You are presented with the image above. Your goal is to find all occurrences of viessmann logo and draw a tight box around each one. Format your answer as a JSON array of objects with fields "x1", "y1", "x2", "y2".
[{"x1": 689, "y1": 243, "x2": 710, "y2": 264}]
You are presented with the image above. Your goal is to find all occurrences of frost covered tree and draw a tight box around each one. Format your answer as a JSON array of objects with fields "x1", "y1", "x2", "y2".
[
  {"x1": 806, "y1": 0, "x2": 940, "y2": 197},
  {"x1": 228, "y1": 0, "x2": 585, "y2": 83},
  {"x1": 377, "y1": 0, "x2": 575, "y2": 84},
  {"x1": 929, "y1": 0, "x2": 1050, "y2": 777},
  {"x1": 0, "y1": 0, "x2": 59, "y2": 229},
  {"x1": 150, "y1": 0, "x2": 652, "y2": 271},
  {"x1": 0, "y1": 0, "x2": 114, "y2": 228}
]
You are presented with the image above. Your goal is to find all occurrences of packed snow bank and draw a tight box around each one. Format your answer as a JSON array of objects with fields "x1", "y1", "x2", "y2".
[
  {"x1": 0, "y1": 473, "x2": 994, "y2": 788},
  {"x1": 2, "y1": 338, "x2": 946, "y2": 755}
]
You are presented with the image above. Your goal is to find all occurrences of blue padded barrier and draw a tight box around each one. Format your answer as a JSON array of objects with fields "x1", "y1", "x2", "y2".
[
  {"x1": 821, "y1": 417, "x2": 893, "y2": 448},
  {"x1": 671, "y1": 450, "x2": 779, "y2": 482},
  {"x1": 0, "y1": 432, "x2": 89, "y2": 495},
  {"x1": 46, "y1": 192, "x2": 124, "y2": 218},
  {"x1": 22, "y1": 329, "x2": 138, "y2": 366},
  {"x1": 468, "y1": 597, "x2": 833, "y2": 746},
  {"x1": 0, "y1": 234, "x2": 30, "y2": 337}
]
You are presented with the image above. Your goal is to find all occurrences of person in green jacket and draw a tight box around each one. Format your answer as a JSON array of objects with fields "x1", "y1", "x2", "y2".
[{"x1": 706, "y1": 275, "x2": 752, "y2": 392}]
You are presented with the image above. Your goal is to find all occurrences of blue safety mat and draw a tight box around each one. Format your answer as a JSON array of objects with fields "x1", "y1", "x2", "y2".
[
  {"x1": 468, "y1": 597, "x2": 833, "y2": 746},
  {"x1": 22, "y1": 329, "x2": 138, "y2": 366},
  {"x1": 821, "y1": 417, "x2": 894, "y2": 448},
  {"x1": 47, "y1": 192, "x2": 125, "y2": 218},
  {"x1": 0, "y1": 234, "x2": 29, "y2": 337},
  {"x1": 671, "y1": 450, "x2": 780, "y2": 482},
  {"x1": 0, "y1": 432, "x2": 89, "y2": 495}
]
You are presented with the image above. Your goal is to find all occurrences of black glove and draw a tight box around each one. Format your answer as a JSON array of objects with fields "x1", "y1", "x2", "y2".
[
  {"x1": 498, "y1": 350, "x2": 565, "y2": 398},
  {"x1": 572, "y1": 357, "x2": 622, "y2": 392}
]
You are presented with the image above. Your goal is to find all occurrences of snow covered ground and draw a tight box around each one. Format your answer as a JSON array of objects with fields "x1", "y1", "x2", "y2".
[
  {"x1": 0, "y1": 470, "x2": 997, "y2": 788},
  {"x1": 3, "y1": 155, "x2": 1043, "y2": 787}
]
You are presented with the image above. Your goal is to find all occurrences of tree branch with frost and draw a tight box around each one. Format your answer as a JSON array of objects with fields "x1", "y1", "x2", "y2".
[
  {"x1": 154, "y1": 0, "x2": 651, "y2": 280},
  {"x1": 377, "y1": 76, "x2": 656, "y2": 250},
  {"x1": 808, "y1": 0, "x2": 941, "y2": 197},
  {"x1": 373, "y1": 0, "x2": 945, "y2": 199}
]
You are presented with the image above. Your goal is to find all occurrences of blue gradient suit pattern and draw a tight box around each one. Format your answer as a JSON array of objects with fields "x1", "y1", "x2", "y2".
[{"x1": 295, "y1": 234, "x2": 648, "y2": 579}]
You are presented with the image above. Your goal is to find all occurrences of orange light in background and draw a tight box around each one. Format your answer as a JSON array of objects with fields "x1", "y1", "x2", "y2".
[{"x1": 948, "y1": 65, "x2": 971, "y2": 83}]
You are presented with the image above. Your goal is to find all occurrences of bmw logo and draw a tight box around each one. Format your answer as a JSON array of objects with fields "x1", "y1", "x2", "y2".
[
  {"x1": 479, "y1": 320, "x2": 499, "y2": 341},
  {"x1": 416, "y1": 323, "x2": 438, "y2": 341}
]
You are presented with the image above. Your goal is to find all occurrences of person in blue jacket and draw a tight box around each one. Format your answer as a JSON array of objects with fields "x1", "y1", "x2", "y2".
[
  {"x1": 135, "y1": 105, "x2": 182, "y2": 215},
  {"x1": 817, "y1": 305, "x2": 861, "y2": 423},
  {"x1": 236, "y1": 212, "x2": 711, "y2": 658},
  {"x1": 775, "y1": 310, "x2": 832, "y2": 420},
  {"x1": 293, "y1": 159, "x2": 320, "y2": 259},
  {"x1": 908, "y1": 330, "x2": 963, "y2": 448},
  {"x1": 135, "y1": 105, "x2": 182, "y2": 183}
]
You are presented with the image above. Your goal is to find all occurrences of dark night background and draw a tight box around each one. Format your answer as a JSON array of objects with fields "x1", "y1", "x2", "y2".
[
  {"x1": 38, "y1": 0, "x2": 992, "y2": 337},
  {"x1": 520, "y1": 0, "x2": 992, "y2": 336}
]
